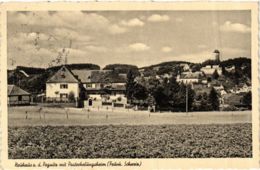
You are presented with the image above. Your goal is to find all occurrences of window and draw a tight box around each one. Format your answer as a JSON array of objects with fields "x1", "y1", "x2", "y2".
[
  {"x1": 60, "y1": 93, "x2": 68, "y2": 98},
  {"x1": 85, "y1": 84, "x2": 92, "y2": 88},
  {"x1": 60, "y1": 84, "x2": 68, "y2": 89}
]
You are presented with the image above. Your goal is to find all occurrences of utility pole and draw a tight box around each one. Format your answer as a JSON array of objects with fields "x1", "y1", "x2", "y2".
[
  {"x1": 186, "y1": 84, "x2": 188, "y2": 113},
  {"x1": 10, "y1": 58, "x2": 16, "y2": 85}
]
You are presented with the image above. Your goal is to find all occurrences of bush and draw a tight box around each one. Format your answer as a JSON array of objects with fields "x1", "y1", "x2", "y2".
[{"x1": 68, "y1": 91, "x2": 75, "y2": 102}]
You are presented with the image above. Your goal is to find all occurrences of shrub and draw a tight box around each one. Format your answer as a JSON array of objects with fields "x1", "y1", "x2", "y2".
[{"x1": 68, "y1": 91, "x2": 75, "y2": 102}]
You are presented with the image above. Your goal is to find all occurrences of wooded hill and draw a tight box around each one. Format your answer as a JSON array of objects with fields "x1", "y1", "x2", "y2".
[{"x1": 7, "y1": 57, "x2": 251, "y2": 94}]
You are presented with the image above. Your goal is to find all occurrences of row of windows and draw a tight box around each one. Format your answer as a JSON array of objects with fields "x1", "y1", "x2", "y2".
[{"x1": 60, "y1": 84, "x2": 68, "y2": 89}]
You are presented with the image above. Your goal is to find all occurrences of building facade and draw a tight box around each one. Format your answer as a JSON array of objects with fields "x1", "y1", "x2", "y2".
[{"x1": 46, "y1": 66, "x2": 80, "y2": 101}]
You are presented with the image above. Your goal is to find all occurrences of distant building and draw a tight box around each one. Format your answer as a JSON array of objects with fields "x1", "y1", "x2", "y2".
[
  {"x1": 213, "y1": 85, "x2": 227, "y2": 96},
  {"x1": 177, "y1": 72, "x2": 201, "y2": 84},
  {"x1": 201, "y1": 65, "x2": 222, "y2": 76},
  {"x1": 200, "y1": 50, "x2": 222, "y2": 76},
  {"x1": 192, "y1": 83, "x2": 211, "y2": 95},
  {"x1": 180, "y1": 63, "x2": 190, "y2": 71},
  {"x1": 8, "y1": 85, "x2": 31, "y2": 105},
  {"x1": 230, "y1": 84, "x2": 251, "y2": 94},
  {"x1": 225, "y1": 65, "x2": 235, "y2": 73},
  {"x1": 213, "y1": 49, "x2": 220, "y2": 62},
  {"x1": 222, "y1": 93, "x2": 244, "y2": 107}
]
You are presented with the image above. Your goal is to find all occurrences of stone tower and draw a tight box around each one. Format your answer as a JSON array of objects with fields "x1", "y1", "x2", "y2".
[{"x1": 213, "y1": 49, "x2": 220, "y2": 62}]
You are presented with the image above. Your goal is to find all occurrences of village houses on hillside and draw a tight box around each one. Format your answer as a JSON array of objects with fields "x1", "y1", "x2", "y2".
[
  {"x1": 8, "y1": 49, "x2": 250, "y2": 110},
  {"x1": 136, "y1": 50, "x2": 251, "y2": 110}
]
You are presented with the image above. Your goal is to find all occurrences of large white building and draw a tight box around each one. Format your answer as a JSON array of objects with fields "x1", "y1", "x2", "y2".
[
  {"x1": 176, "y1": 72, "x2": 201, "y2": 84},
  {"x1": 200, "y1": 49, "x2": 222, "y2": 76},
  {"x1": 46, "y1": 65, "x2": 127, "y2": 106},
  {"x1": 46, "y1": 66, "x2": 80, "y2": 101},
  {"x1": 200, "y1": 65, "x2": 222, "y2": 76}
]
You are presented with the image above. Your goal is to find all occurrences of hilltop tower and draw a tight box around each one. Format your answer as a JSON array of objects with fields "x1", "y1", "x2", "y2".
[{"x1": 213, "y1": 49, "x2": 220, "y2": 63}]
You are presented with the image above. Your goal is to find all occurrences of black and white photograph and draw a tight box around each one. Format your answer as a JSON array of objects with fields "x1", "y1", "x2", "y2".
[{"x1": 3, "y1": 3, "x2": 258, "y2": 166}]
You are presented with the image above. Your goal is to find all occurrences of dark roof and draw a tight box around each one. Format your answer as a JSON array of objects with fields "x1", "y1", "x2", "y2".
[
  {"x1": 47, "y1": 66, "x2": 126, "y2": 84},
  {"x1": 8, "y1": 85, "x2": 30, "y2": 96},
  {"x1": 46, "y1": 66, "x2": 79, "y2": 83},
  {"x1": 213, "y1": 49, "x2": 220, "y2": 53},
  {"x1": 71, "y1": 69, "x2": 93, "y2": 83},
  {"x1": 90, "y1": 71, "x2": 126, "y2": 83}
]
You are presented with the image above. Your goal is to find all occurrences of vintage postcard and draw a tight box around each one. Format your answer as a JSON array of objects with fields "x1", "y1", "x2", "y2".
[{"x1": 0, "y1": 2, "x2": 259, "y2": 169}]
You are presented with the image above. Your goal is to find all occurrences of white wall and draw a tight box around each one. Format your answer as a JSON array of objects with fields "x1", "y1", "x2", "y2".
[
  {"x1": 46, "y1": 83, "x2": 79, "y2": 99},
  {"x1": 178, "y1": 78, "x2": 199, "y2": 84},
  {"x1": 201, "y1": 67, "x2": 222, "y2": 75}
]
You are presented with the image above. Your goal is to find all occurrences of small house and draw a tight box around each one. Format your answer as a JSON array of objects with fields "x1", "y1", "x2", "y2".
[
  {"x1": 177, "y1": 72, "x2": 200, "y2": 84},
  {"x1": 8, "y1": 85, "x2": 31, "y2": 106}
]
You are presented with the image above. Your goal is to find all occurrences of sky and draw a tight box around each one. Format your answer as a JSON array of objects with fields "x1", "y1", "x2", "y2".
[{"x1": 7, "y1": 10, "x2": 251, "y2": 69}]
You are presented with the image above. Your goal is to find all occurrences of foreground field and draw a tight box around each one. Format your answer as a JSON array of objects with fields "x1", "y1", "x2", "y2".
[
  {"x1": 9, "y1": 123, "x2": 252, "y2": 158},
  {"x1": 8, "y1": 106, "x2": 251, "y2": 126}
]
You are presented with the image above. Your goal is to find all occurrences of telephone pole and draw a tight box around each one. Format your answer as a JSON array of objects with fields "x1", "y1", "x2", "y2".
[{"x1": 186, "y1": 85, "x2": 188, "y2": 113}]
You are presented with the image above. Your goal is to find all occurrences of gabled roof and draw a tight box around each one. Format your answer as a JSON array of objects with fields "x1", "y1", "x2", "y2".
[
  {"x1": 180, "y1": 72, "x2": 200, "y2": 79},
  {"x1": 46, "y1": 65, "x2": 79, "y2": 83},
  {"x1": 71, "y1": 69, "x2": 93, "y2": 83},
  {"x1": 8, "y1": 85, "x2": 30, "y2": 96}
]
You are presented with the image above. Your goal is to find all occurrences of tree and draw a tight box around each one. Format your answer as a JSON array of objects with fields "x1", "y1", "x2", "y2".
[
  {"x1": 133, "y1": 83, "x2": 148, "y2": 101},
  {"x1": 153, "y1": 86, "x2": 169, "y2": 109},
  {"x1": 186, "y1": 84, "x2": 195, "y2": 111},
  {"x1": 68, "y1": 91, "x2": 75, "y2": 102},
  {"x1": 212, "y1": 69, "x2": 219, "y2": 79},
  {"x1": 125, "y1": 69, "x2": 136, "y2": 104},
  {"x1": 208, "y1": 87, "x2": 219, "y2": 111},
  {"x1": 201, "y1": 92, "x2": 210, "y2": 111},
  {"x1": 222, "y1": 66, "x2": 227, "y2": 76},
  {"x1": 191, "y1": 64, "x2": 201, "y2": 72},
  {"x1": 242, "y1": 91, "x2": 252, "y2": 108}
]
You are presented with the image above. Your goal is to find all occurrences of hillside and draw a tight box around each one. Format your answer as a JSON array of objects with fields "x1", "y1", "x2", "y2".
[
  {"x1": 7, "y1": 57, "x2": 251, "y2": 94},
  {"x1": 48, "y1": 63, "x2": 100, "y2": 72},
  {"x1": 103, "y1": 64, "x2": 139, "y2": 75},
  {"x1": 140, "y1": 61, "x2": 191, "y2": 77},
  {"x1": 140, "y1": 61, "x2": 191, "y2": 70}
]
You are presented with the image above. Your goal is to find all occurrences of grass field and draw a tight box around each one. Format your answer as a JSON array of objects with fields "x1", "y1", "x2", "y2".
[
  {"x1": 8, "y1": 106, "x2": 251, "y2": 126},
  {"x1": 8, "y1": 124, "x2": 252, "y2": 158},
  {"x1": 8, "y1": 106, "x2": 252, "y2": 158}
]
